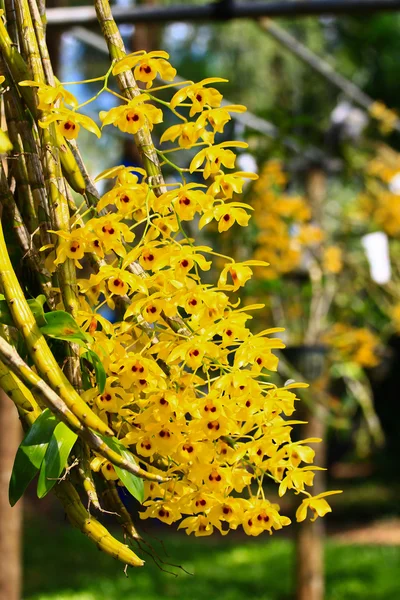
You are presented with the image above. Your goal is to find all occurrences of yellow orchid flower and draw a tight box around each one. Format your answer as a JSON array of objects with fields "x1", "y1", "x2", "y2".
[
  {"x1": 154, "y1": 183, "x2": 212, "y2": 221},
  {"x1": 369, "y1": 101, "x2": 398, "y2": 134},
  {"x1": 141, "y1": 501, "x2": 182, "y2": 526},
  {"x1": 218, "y1": 260, "x2": 268, "y2": 290},
  {"x1": 199, "y1": 200, "x2": 253, "y2": 232},
  {"x1": 94, "y1": 164, "x2": 147, "y2": 184},
  {"x1": 113, "y1": 50, "x2": 177, "y2": 88},
  {"x1": 160, "y1": 121, "x2": 209, "y2": 148},
  {"x1": 96, "y1": 178, "x2": 150, "y2": 216},
  {"x1": 198, "y1": 104, "x2": 247, "y2": 133},
  {"x1": 178, "y1": 515, "x2": 218, "y2": 537},
  {"x1": 90, "y1": 457, "x2": 119, "y2": 481},
  {"x1": 208, "y1": 171, "x2": 258, "y2": 199},
  {"x1": 87, "y1": 214, "x2": 135, "y2": 256},
  {"x1": 19, "y1": 80, "x2": 78, "y2": 111},
  {"x1": 190, "y1": 141, "x2": 248, "y2": 179},
  {"x1": 278, "y1": 466, "x2": 326, "y2": 497},
  {"x1": 39, "y1": 108, "x2": 100, "y2": 140},
  {"x1": 51, "y1": 228, "x2": 91, "y2": 269},
  {"x1": 170, "y1": 77, "x2": 227, "y2": 117},
  {"x1": 296, "y1": 491, "x2": 343, "y2": 522},
  {"x1": 242, "y1": 500, "x2": 290, "y2": 536},
  {"x1": 100, "y1": 95, "x2": 162, "y2": 134}
]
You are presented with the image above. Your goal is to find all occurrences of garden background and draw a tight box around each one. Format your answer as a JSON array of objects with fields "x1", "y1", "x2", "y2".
[{"x1": 1, "y1": 1, "x2": 400, "y2": 599}]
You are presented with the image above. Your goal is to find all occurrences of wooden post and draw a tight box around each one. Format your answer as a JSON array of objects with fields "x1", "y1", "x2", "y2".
[
  {"x1": 284, "y1": 347, "x2": 327, "y2": 600},
  {"x1": 296, "y1": 397, "x2": 327, "y2": 600},
  {"x1": 0, "y1": 390, "x2": 22, "y2": 600},
  {"x1": 295, "y1": 165, "x2": 329, "y2": 600},
  {"x1": 132, "y1": 0, "x2": 160, "y2": 55}
]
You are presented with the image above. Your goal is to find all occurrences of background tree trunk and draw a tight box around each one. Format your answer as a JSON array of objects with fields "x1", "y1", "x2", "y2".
[
  {"x1": 0, "y1": 390, "x2": 22, "y2": 600},
  {"x1": 295, "y1": 166, "x2": 329, "y2": 600},
  {"x1": 296, "y1": 402, "x2": 327, "y2": 600}
]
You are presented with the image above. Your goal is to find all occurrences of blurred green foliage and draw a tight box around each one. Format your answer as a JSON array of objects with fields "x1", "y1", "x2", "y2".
[{"x1": 24, "y1": 517, "x2": 400, "y2": 600}]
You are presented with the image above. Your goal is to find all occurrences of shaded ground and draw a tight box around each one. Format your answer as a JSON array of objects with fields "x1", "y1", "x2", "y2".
[
  {"x1": 23, "y1": 514, "x2": 400, "y2": 600},
  {"x1": 23, "y1": 480, "x2": 400, "y2": 599},
  {"x1": 332, "y1": 518, "x2": 400, "y2": 545}
]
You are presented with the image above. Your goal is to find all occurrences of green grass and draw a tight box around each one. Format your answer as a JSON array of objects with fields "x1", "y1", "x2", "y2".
[{"x1": 24, "y1": 517, "x2": 400, "y2": 600}]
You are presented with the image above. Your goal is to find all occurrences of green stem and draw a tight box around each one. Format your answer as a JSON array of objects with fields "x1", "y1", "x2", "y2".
[
  {"x1": 0, "y1": 12, "x2": 86, "y2": 195},
  {"x1": 17, "y1": 0, "x2": 83, "y2": 388},
  {"x1": 0, "y1": 218, "x2": 112, "y2": 436},
  {"x1": 104, "y1": 481, "x2": 142, "y2": 541},
  {"x1": 76, "y1": 441, "x2": 101, "y2": 511},
  {"x1": 3, "y1": 0, "x2": 19, "y2": 46},
  {"x1": 0, "y1": 171, "x2": 54, "y2": 304},
  {"x1": 0, "y1": 358, "x2": 42, "y2": 426},
  {"x1": 0, "y1": 333, "x2": 168, "y2": 483},
  {"x1": 54, "y1": 481, "x2": 144, "y2": 568},
  {"x1": 0, "y1": 55, "x2": 52, "y2": 250},
  {"x1": 94, "y1": 0, "x2": 167, "y2": 195}
]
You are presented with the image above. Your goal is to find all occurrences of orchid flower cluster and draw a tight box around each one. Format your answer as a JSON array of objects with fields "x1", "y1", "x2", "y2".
[
  {"x1": 240, "y1": 162, "x2": 383, "y2": 369},
  {"x1": 18, "y1": 51, "x2": 342, "y2": 539},
  {"x1": 251, "y1": 161, "x2": 342, "y2": 280},
  {"x1": 359, "y1": 144, "x2": 400, "y2": 237},
  {"x1": 357, "y1": 145, "x2": 400, "y2": 336},
  {"x1": 369, "y1": 101, "x2": 399, "y2": 135}
]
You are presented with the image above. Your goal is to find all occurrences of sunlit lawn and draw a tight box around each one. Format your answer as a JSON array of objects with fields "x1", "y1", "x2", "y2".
[{"x1": 24, "y1": 516, "x2": 400, "y2": 600}]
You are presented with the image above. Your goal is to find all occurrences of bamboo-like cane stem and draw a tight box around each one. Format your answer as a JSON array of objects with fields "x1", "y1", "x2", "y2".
[
  {"x1": 27, "y1": 0, "x2": 53, "y2": 84},
  {"x1": 0, "y1": 15, "x2": 87, "y2": 195},
  {"x1": 95, "y1": 0, "x2": 192, "y2": 340},
  {"x1": 76, "y1": 441, "x2": 101, "y2": 511},
  {"x1": 54, "y1": 481, "x2": 144, "y2": 567},
  {"x1": 0, "y1": 371, "x2": 142, "y2": 568},
  {"x1": 0, "y1": 60, "x2": 40, "y2": 241},
  {"x1": 0, "y1": 18, "x2": 34, "y2": 101},
  {"x1": 0, "y1": 359, "x2": 41, "y2": 426},
  {"x1": 0, "y1": 334, "x2": 168, "y2": 483},
  {"x1": 0, "y1": 218, "x2": 112, "y2": 436},
  {"x1": 0, "y1": 170, "x2": 54, "y2": 304},
  {"x1": 67, "y1": 140, "x2": 100, "y2": 209},
  {"x1": 3, "y1": 0, "x2": 19, "y2": 47},
  {"x1": 95, "y1": 0, "x2": 166, "y2": 195},
  {"x1": 0, "y1": 366, "x2": 143, "y2": 569},
  {"x1": 104, "y1": 481, "x2": 142, "y2": 541},
  {"x1": 36, "y1": 0, "x2": 46, "y2": 34},
  {"x1": 0, "y1": 328, "x2": 90, "y2": 431},
  {"x1": 15, "y1": 0, "x2": 84, "y2": 389},
  {"x1": 0, "y1": 57, "x2": 51, "y2": 246}
]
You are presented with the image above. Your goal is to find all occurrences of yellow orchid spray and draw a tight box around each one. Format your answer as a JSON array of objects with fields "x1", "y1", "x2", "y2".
[{"x1": 0, "y1": 0, "x2": 340, "y2": 571}]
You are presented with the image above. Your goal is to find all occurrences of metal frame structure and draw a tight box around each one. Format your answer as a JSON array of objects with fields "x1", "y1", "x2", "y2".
[{"x1": 47, "y1": 0, "x2": 400, "y2": 28}]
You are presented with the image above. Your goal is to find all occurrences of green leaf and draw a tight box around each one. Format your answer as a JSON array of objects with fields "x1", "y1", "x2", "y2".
[
  {"x1": 28, "y1": 295, "x2": 47, "y2": 326},
  {"x1": 81, "y1": 368, "x2": 91, "y2": 391},
  {"x1": 0, "y1": 300, "x2": 14, "y2": 325},
  {"x1": 82, "y1": 350, "x2": 107, "y2": 393},
  {"x1": 37, "y1": 422, "x2": 78, "y2": 498},
  {"x1": 40, "y1": 311, "x2": 93, "y2": 346},
  {"x1": 99, "y1": 435, "x2": 144, "y2": 503},
  {"x1": 0, "y1": 294, "x2": 47, "y2": 327},
  {"x1": 9, "y1": 409, "x2": 58, "y2": 506}
]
